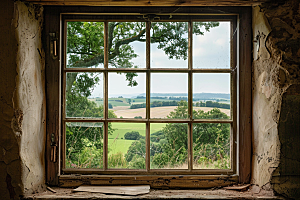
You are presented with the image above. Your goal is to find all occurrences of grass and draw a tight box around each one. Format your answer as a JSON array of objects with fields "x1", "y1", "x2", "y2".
[{"x1": 108, "y1": 123, "x2": 166, "y2": 155}]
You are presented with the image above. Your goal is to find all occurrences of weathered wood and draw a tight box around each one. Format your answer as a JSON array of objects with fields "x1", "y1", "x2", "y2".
[
  {"x1": 44, "y1": 6, "x2": 251, "y2": 187},
  {"x1": 63, "y1": 67, "x2": 233, "y2": 73},
  {"x1": 73, "y1": 185, "x2": 150, "y2": 196},
  {"x1": 27, "y1": 0, "x2": 270, "y2": 6},
  {"x1": 238, "y1": 7, "x2": 252, "y2": 183},
  {"x1": 61, "y1": 168, "x2": 234, "y2": 175},
  {"x1": 45, "y1": 7, "x2": 61, "y2": 185},
  {"x1": 231, "y1": 17, "x2": 238, "y2": 174},
  {"x1": 223, "y1": 183, "x2": 251, "y2": 190},
  {"x1": 59, "y1": 175, "x2": 238, "y2": 188}
]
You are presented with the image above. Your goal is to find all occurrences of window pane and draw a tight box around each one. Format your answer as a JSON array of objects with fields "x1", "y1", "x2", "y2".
[
  {"x1": 193, "y1": 73, "x2": 231, "y2": 119},
  {"x1": 66, "y1": 22, "x2": 104, "y2": 68},
  {"x1": 151, "y1": 22, "x2": 188, "y2": 68},
  {"x1": 151, "y1": 73, "x2": 188, "y2": 119},
  {"x1": 193, "y1": 21, "x2": 230, "y2": 69},
  {"x1": 66, "y1": 72, "x2": 103, "y2": 118},
  {"x1": 108, "y1": 22, "x2": 146, "y2": 69},
  {"x1": 66, "y1": 122, "x2": 103, "y2": 169},
  {"x1": 108, "y1": 73, "x2": 146, "y2": 119},
  {"x1": 150, "y1": 123, "x2": 188, "y2": 169},
  {"x1": 193, "y1": 123, "x2": 231, "y2": 169},
  {"x1": 108, "y1": 123, "x2": 146, "y2": 169}
]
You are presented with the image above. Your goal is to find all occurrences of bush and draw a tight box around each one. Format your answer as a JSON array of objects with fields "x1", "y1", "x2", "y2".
[
  {"x1": 128, "y1": 155, "x2": 145, "y2": 169},
  {"x1": 134, "y1": 116, "x2": 142, "y2": 119},
  {"x1": 124, "y1": 131, "x2": 141, "y2": 140},
  {"x1": 108, "y1": 152, "x2": 127, "y2": 168}
]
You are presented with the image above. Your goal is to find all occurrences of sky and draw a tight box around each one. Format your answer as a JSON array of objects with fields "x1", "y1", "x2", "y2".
[{"x1": 85, "y1": 22, "x2": 231, "y2": 98}]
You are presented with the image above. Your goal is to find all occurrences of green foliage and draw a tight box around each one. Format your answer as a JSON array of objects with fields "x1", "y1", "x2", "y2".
[
  {"x1": 130, "y1": 100, "x2": 179, "y2": 109},
  {"x1": 108, "y1": 152, "x2": 127, "y2": 168},
  {"x1": 65, "y1": 21, "x2": 223, "y2": 169},
  {"x1": 203, "y1": 100, "x2": 230, "y2": 109},
  {"x1": 128, "y1": 155, "x2": 145, "y2": 169},
  {"x1": 124, "y1": 131, "x2": 142, "y2": 140},
  {"x1": 125, "y1": 139, "x2": 145, "y2": 162}
]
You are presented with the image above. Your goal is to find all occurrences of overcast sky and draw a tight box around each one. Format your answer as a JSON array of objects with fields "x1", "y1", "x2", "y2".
[{"x1": 89, "y1": 21, "x2": 231, "y2": 98}]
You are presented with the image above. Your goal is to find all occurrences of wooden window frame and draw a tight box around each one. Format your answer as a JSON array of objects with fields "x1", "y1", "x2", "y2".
[{"x1": 45, "y1": 6, "x2": 251, "y2": 188}]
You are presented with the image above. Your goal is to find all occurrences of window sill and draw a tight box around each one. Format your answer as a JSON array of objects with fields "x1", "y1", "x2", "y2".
[
  {"x1": 23, "y1": 187, "x2": 282, "y2": 200},
  {"x1": 58, "y1": 174, "x2": 238, "y2": 188}
]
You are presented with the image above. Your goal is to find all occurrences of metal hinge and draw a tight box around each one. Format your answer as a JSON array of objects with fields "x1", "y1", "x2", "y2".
[
  {"x1": 49, "y1": 32, "x2": 58, "y2": 60},
  {"x1": 50, "y1": 133, "x2": 57, "y2": 163}
]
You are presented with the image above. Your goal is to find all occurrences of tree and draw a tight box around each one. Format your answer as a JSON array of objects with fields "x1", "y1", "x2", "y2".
[
  {"x1": 65, "y1": 21, "x2": 220, "y2": 168},
  {"x1": 66, "y1": 21, "x2": 219, "y2": 91},
  {"x1": 151, "y1": 101, "x2": 230, "y2": 169},
  {"x1": 124, "y1": 131, "x2": 142, "y2": 140}
]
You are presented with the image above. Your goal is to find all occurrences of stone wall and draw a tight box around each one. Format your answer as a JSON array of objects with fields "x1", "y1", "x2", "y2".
[
  {"x1": 0, "y1": 0, "x2": 45, "y2": 199},
  {"x1": 252, "y1": 1, "x2": 300, "y2": 198}
]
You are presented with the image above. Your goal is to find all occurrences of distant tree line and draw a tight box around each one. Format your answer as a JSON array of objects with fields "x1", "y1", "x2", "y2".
[
  {"x1": 130, "y1": 100, "x2": 230, "y2": 109},
  {"x1": 130, "y1": 101, "x2": 178, "y2": 109},
  {"x1": 194, "y1": 101, "x2": 230, "y2": 109}
]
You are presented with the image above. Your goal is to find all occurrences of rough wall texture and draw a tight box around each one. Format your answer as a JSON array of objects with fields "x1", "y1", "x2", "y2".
[
  {"x1": 0, "y1": 0, "x2": 23, "y2": 199},
  {"x1": 13, "y1": 1, "x2": 46, "y2": 196},
  {"x1": 252, "y1": 1, "x2": 300, "y2": 199},
  {"x1": 0, "y1": 0, "x2": 46, "y2": 199}
]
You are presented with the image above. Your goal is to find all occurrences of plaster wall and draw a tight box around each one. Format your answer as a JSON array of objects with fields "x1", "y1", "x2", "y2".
[
  {"x1": 0, "y1": 0, "x2": 46, "y2": 199},
  {"x1": 252, "y1": 1, "x2": 300, "y2": 198}
]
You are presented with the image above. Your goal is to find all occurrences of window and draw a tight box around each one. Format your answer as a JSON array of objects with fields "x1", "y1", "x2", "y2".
[{"x1": 45, "y1": 7, "x2": 251, "y2": 187}]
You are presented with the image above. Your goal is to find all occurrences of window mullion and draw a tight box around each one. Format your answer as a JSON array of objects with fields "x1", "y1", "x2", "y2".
[
  {"x1": 146, "y1": 21, "x2": 151, "y2": 171},
  {"x1": 103, "y1": 21, "x2": 109, "y2": 170},
  {"x1": 188, "y1": 20, "x2": 193, "y2": 171},
  {"x1": 231, "y1": 19, "x2": 238, "y2": 173}
]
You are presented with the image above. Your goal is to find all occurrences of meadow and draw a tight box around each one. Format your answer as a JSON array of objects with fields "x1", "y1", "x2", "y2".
[
  {"x1": 108, "y1": 123, "x2": 166, "y2": 155},
  {"x1": 90, "y1": 97, "x2": 230, "y2": 156}
]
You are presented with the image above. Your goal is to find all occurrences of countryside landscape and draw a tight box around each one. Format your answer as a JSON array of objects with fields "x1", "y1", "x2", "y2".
[
  {"x1": 66, "y1": 92, "x2": 231, "y2": 170},
  {"x1": 65, "y1": 21, "x2": 231, "y2": 170}
]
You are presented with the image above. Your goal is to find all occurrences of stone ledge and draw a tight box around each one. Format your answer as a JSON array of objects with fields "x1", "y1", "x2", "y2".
[{"x1": 22, "y1": 188, "x2": 284, "y2": 200}]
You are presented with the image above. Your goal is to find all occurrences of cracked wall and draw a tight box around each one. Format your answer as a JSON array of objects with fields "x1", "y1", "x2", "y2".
[
  {"x1": 252, "y1": 1, "x2": 300, "y2": 199},
  {"x1": 0, "y1": 0, "x2": 45, "y2": 199}
]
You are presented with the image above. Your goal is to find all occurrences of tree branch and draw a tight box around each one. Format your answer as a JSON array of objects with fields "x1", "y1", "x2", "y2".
[{"x1": 110, "y1": 28, "x2": 146, "y2": 59}]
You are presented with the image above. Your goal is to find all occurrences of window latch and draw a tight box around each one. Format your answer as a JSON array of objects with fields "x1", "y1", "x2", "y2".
[
  {"x1": 49, "y1": 32, "x2": 58, "y2": 60},
  {"x1": 50, "y1": 133, "x2": 57, "y2": 163}
]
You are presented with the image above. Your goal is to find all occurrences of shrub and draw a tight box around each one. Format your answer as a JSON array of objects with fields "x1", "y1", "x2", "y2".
[
  {"x1": 124, "y1": 131, "x2": 141, "y2": 140},
  {"x1": 108, "y1": 152, "x2": 127, "y2": 168}
]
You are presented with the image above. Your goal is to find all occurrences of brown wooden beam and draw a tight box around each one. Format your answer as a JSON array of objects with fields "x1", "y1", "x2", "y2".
[
  {"x1": 238, "y1": 7, "x2": 252, "y2": 184},
  {"x1": 59, "y1": 175, "x2": 238, "y2": 188},
  {"x1": 27, "y1": 0, "x2": 269, "y2": 6}
]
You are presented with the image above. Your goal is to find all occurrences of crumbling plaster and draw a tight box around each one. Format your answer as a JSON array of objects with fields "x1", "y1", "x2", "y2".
[
  {"x1": 0, "y1": 0, "x2": 46, "y2": 199},
  {"x1": 252, "y1": 0, "x2": 300, "y2": 198}
]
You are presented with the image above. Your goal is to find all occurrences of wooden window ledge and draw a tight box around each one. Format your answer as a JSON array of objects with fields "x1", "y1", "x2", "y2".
[{"x1": 23, "y1": 187, "x2": 283, "y2": 200}]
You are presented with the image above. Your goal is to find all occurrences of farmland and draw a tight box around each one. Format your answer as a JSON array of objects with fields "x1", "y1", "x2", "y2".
[
  {"x1": 108, "y1": 123, "x2": 165, "y2": 155},
  {"x1": 89, "y1": 95, "x2": 230, "y2": 157}
]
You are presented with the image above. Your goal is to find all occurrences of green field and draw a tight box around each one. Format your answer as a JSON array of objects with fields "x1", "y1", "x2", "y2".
[
  {"x1": 108, "y1": 123, "x2": 166, "y2": 155},
  {"x1": 92, "y1": 97, "x2": 183, "y2": 107}
]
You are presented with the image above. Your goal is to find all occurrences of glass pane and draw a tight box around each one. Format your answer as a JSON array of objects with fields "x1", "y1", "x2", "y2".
[
  {"x1": 150, "y1": 123, "x2": 188, "y2": 169},
  {"x1": 151, "y1": 22, "x2": 188, "y2": 68},
  {"x1": 108, "y1": 73, "x2": 146, "y2": 119},
  {"x1": 66, "y1": 72, "x2": 103, "y2": 118},
  {"x1": 66, "y1": 122, "x2": 103, "y2": 168},
  {"x1": 151, "y1": 73, "x2": 188, "y2": 119},
  {"x1": 67, "y1": 22, "x2": 104, "y2": 68},
  {"x1": 108, "y1": 123, "x2": 146, "y2": 169},
  {"x1": 193, "y1": 123, "x2": 231, "y2": 169},
  {"x1": 193, "y1": 21, "x2": 230, "y2": 69},
  {"x1": 193, "y1": 73, "x2": 231, "y2": 119},
  {"x1": 108, "y1": 22, "x2": 146, "y2": 68}
]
